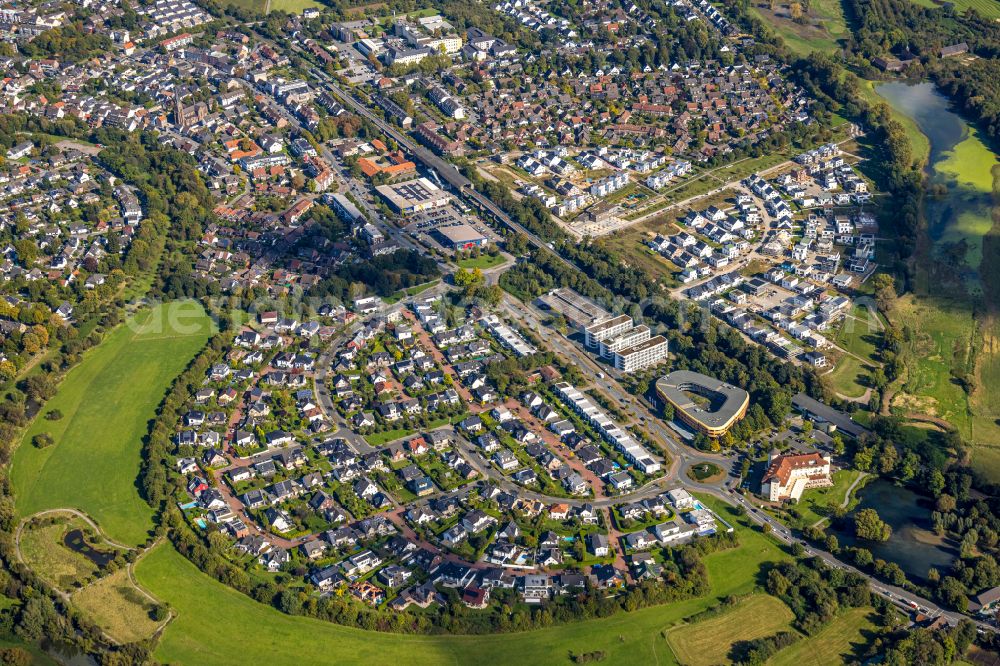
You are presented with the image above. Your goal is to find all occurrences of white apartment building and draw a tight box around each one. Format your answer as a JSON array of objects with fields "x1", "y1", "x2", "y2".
[
  {"x1": 612, "y1": 335, "x2": 668, "y2": 373},
  {"x1": 584, "y1": 314, "x2": 633, "y2": 348},
  {"x1": 599, "y1": 324, "x2": 650, "y2": 358}
]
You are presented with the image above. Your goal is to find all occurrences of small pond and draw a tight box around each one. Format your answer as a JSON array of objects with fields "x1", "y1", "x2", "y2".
[
  {"x1": 62, "y1": 529, "x2": 116, "y2": 568},
  {"x1": 829, "y1": 478, "x2": 959, "y2": 582}
]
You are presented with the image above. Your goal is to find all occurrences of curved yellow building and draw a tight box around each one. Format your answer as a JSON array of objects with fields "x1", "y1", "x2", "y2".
[{"x1": 655, "y1": 370, "x2": 749, "y2": 437}]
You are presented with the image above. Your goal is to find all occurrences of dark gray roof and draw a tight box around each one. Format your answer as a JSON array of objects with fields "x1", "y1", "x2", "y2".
[{"x1": 656, "y1": 370, "x2": 749, "y2": 429}]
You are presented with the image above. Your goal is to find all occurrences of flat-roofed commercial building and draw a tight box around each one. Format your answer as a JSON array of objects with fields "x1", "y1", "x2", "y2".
[
  {"x1": 375, "y1": 177, "x2": 451, "y2": 213},
  {"x1": 655, "y1": 370, "x2": 749, "y2": 437},
  {"x1": 584, "y1": 314, "x2": 633, "y2": 348},
  {"x1": 538, "y1": 288, "x2": 610, "y2": 329},
  {"x1": 434, "y1": 223, "x2": 489, "y2": 250},
  {"x1": 613, "y1": 335, "x2": 668, "y2": 373}
]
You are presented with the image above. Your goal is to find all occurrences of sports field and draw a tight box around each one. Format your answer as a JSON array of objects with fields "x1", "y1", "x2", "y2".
[
  {"x1": 135, "y1": 496, "x2": 790, "y2": 665},
  {"x1": 666, "y1": 594, "x2": 795, "y2": 666},
  {"x1": 12, "y1": 302, "x2": 214, "y2": 546}
]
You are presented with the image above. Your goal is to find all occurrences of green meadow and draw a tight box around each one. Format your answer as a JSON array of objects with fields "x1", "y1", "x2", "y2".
[
  {"x1": 135, "y1": 496, "x2": 790, "y2": 665},
  {"x1": 747, "y1": 0, "x2": 849, "y2": 56},
  {"x1": 769, "y1": 608, "x2": 879, "y2": 666},
  {"x1": 12, "y1": 302, "x2": 214, "y2": 546}
]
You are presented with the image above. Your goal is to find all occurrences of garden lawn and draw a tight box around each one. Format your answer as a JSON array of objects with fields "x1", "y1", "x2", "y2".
[
  {"x1": 667, "y1": 594, "x2": 795, "y2": 666},
  {"x1": 137, "y1": 495, "x2": 789, "y2": 666},
  {"x1": 794, "y1": 470, "x2": 867, "y2": 527},
  {"x1": 769, "y1": 607, "x2": 877, "y2": 666},
  {"x1": 13, "y1": 302, "x2": 214, "y2": 546},
  {"x1": 72, "y1": 568, "x2": 162, "y2": 644}
]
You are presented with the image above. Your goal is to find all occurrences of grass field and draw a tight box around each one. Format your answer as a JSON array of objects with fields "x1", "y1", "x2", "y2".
[
  {"x1": 827, "y1": 304, "x2": 884, "y2": 397},
  {"x1": 12, "y1": 302, "x2": 214, "y2": 546},
  {"x1": 599, "y1": 231, "x2": 679, "y2": 287},
  {"x1": 268, "y1": 0, "x2": 320, "y2": 11},
  {"x1": 906, "y1": 0, "x2": 1000, "y2": 17},
  {"x1": 0, "y1": 637, "x2": 58, "y2": 666},
  {"x1": 769, "y1": 608, "x2": 877, "y2": 666},
  {"x1": 889, "y1": 295, "x2": 974, "y2": 438},
  {"x1": 72, "y1": 568, "x2": 162, "y2": 644},
  {"x1": 826, "y1": 355, "x2": 873, "y2": 399},
  {"x1": 747, "y1": 0, "x2": 849, "y2": 55},
  {"x1": 218, "y1": 0, "x2": 320, "y2": 13},
  {"x1": 666, "y1": 594, "x2": 795, "y2": 666},
  {"x1": 835, "y1": 305, "x2": 884, "y2": 359},
  {"x1": 793, "y1": 470, "x2": 867, "y2": 527},
  {"x1": 136, "y1": 494, "x2": 790, "y2": 665},
  {"x1": 456, "y1": 254, "x2": 507, "y2": 270},
  {"x1": 19, "y1": 517, "x2": 101, "y2": 590}
]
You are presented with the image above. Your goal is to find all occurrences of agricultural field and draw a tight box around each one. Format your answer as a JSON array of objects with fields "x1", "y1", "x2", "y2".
[
  {"x1": 769, "y1": 608, "x2": 878, "y2": 666},
  {"x1": 905, "y1": 0, "x2": 1000, "y2": 17},
  {"x1": 666, "y1": 594, "x2": 795, "y2": 666},
  {"x1": 135, "y1": 496, "x2": 792, "y2": 666},
  {"x1": 12, "y1": 302, "x2": 215, "y2": 546},
  {"x1": 19, "y1": 515, "x2": 106, "y2": 590},
  {"x1": 72, "y1": 568, "x2": 164, "y2": 644}
]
